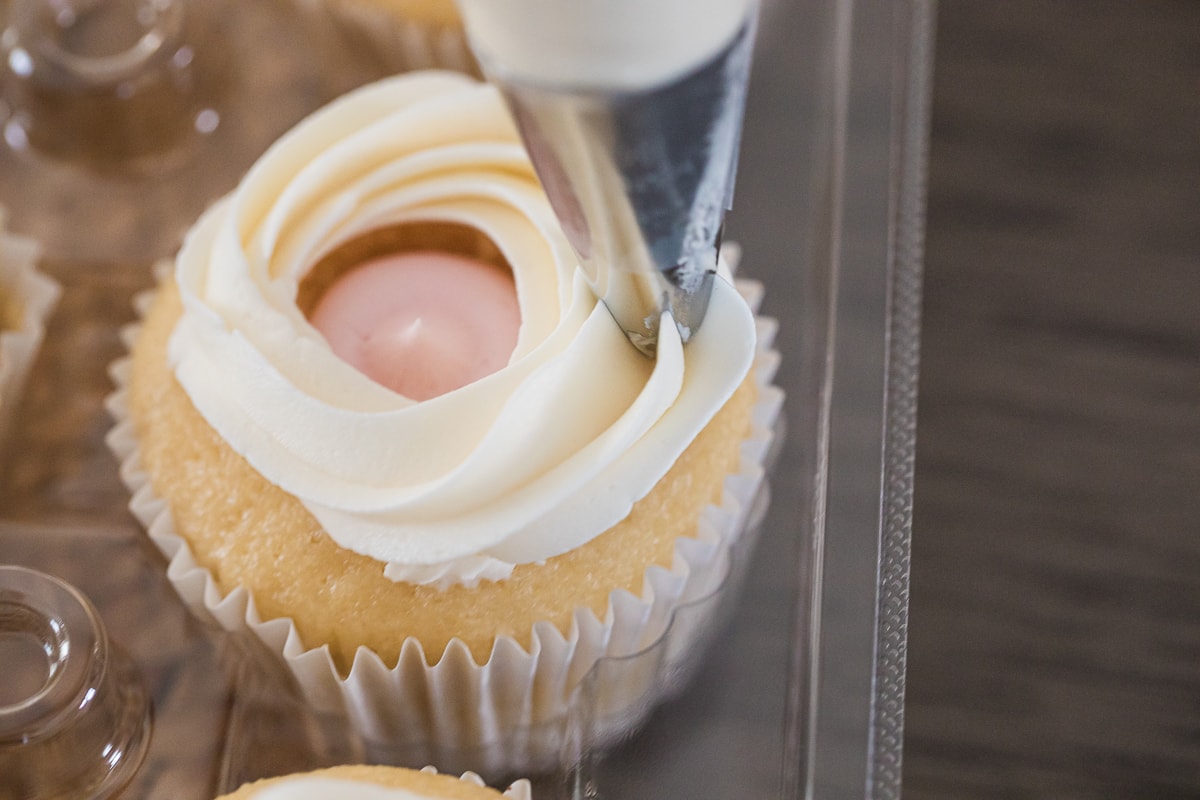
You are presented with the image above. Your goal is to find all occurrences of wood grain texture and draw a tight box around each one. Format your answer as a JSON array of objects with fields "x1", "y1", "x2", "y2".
[{"x1": 905, "y1": 1, "x2": 1200, "y2": 797}]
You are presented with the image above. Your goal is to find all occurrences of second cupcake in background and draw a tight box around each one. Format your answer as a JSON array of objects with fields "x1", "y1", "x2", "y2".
[
  {"x1": 108, "y1": 71, "x2": 782, "y2": 775},
  {"x1": 0, "y1": 209, "x2": 60, "y2": 457},
  {"x1": 216, "y1": 765, "x2": 530, "y2": 800},
  {"x1": 296, "y1": 0, "x2": 477, "y2": 75}
]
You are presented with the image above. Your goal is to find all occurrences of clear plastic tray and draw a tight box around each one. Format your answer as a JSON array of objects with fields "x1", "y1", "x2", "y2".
[
  {"x1": 0, "y1": 0, "x2": 933, "y2": 796},
  {"x1": 579, "y1": 1, "x2": 933, "y2": 796}
]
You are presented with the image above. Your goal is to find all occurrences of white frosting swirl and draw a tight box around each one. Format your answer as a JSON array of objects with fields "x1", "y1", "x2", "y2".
[
  {"x1": 168, "y1": 72, "x2": 755, "y2": 585},
  {"x1": 250, "y1": 774, "x2": 529, "y2": 800},
  {"x1": 254, "y1": 779, "x2": 441, "y2": 800}
]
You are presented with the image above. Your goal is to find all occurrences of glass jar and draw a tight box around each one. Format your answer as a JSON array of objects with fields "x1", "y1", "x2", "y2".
[
  {"x1": 0, "y1": 565, "x2": 151, "y2": 800},
  {"x1": 0, "y1": 525, "x2": 367, "y2": 799}
]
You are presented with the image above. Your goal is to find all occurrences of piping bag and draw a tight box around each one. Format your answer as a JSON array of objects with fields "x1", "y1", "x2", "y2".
[{"x1": 455, "y1": 0, "x2": 759, "y2": 356}]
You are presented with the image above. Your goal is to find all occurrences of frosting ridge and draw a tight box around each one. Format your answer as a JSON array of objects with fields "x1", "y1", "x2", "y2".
[{"x1": 167, "y1": 72, "x2": 755, "y2": 584}]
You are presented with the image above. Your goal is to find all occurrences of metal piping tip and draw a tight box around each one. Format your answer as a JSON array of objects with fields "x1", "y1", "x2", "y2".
[{"x1": 469, "y1": 11, "x2": 757, "y2": 357}]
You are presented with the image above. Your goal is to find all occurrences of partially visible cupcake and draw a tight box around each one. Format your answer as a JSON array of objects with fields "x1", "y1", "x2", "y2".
[
  {"x1": 108, "y1": 71, "x2": 782, "y2": 774},
  {"x1": 299, "y1": 0, "x2": 477, "y2": 75},
  {"x1": 216, "y1": 765, "x2": 530, "y2": 800},
  {"x1": 0, "y1": 209, "x2": 60, "y2": 454}
]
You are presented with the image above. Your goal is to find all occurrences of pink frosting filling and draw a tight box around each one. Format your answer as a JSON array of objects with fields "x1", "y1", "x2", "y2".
[{"x1": 310, "y1": 251, "x2": 521, "y2": 401}]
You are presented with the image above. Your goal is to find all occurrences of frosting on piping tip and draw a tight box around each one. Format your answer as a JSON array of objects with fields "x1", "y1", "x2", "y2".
[
  {"x1": 457, "y1": 0, "x2": 755, "y2": 89},
  {"x1": 167, "y1": 72, "x2": 755, "y2": 585}
]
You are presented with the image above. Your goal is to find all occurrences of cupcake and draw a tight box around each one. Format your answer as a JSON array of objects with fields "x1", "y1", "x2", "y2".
[
  {"x1": 107, "y1": 71, "x2": 782, "y2": 774},
  {"x1": 0, "y1": 209, "x2": 60, "y2": 455},
  {"x1": 298, "y1": 0, "x2": 477, "y2": 75},
  {"x1": 217, "y1": 765, "x2": 530, "y2": 800}
]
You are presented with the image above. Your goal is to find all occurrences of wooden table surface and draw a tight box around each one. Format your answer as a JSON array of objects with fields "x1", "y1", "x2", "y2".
[{"x1": 904, "y1": 2, "x2": 1200, "y2": 797}]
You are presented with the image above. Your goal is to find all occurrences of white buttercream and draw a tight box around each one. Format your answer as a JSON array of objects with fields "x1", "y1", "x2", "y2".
[
  {"x1": 254, "y1": 779, "x2": 440, "y2": 800},
  {"x1": 168, "y1": 72, "x2": 755, "y2": 584},
  {"x1": 249, "y1": 771, "x2": 530, "y2": 800},
  {"x1": 456, "y1": 0, "x2": 755, "y2": 89}
]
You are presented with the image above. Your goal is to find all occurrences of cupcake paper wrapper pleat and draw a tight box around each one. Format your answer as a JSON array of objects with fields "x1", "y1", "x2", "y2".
[
  {"x1": 419, "y1": 766, "x2": 531, "y2": 800},
  {"x1": 106, "y1": 274, "x2": 783, "y2": 778},
  {"x1": 0, "y1": 212, "x2": 60, "y2": 455}
]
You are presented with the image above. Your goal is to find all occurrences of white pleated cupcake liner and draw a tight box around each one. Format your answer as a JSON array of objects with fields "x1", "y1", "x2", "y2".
[
  {"x1": 422, "y1": 766, "x2": 530, "y2": 799},
  {"x1": 294, "y1": 0, "x2": 477, "y2": 76},
  {"x1": 0, "y1": 210, "x2": 60, "y2": 456},
  {"x1": 106, "y1": 275, "x2": 782, "y2": 778}
]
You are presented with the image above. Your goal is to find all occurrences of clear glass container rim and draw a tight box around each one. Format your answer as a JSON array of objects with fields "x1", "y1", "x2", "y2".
[
  {"x1": 0, "y1": 563, "x2": 104, "y2": 743},
  {"x1": 5, "y1": 0, "x2": 185, "y2": 85}
]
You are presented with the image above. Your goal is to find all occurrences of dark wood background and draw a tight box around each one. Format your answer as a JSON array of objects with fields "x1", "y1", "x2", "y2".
[{"x1": 904, "y1": 1, "x2": 1200, "y2": 797}]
